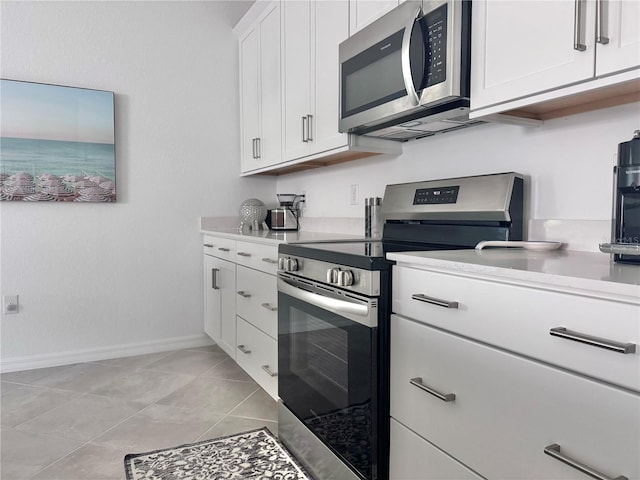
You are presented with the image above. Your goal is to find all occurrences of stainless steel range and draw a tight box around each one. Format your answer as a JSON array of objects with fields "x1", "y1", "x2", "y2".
[{"x1": 277, "y1": 172, "x2": 524, "y2": 480}]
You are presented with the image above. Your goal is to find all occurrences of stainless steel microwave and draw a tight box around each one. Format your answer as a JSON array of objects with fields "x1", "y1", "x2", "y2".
[{"x1": 339, "y1": 0, "x2": 477, "y2": 141}]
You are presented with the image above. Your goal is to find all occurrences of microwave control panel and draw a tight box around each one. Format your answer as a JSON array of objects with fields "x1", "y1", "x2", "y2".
[{"x1": 423, "y1": 3, "x2": 447, "y2": 87}]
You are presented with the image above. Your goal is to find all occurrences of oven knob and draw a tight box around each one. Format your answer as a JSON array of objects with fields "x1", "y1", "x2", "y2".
[
  {"x1": 337, "y1": 270, "x2": 354, "y2": 287},
  {"x1": 278, "y1": 257, "x2": 286, "y2": 270},
  {"x1": 286, "y1": 258, "x2": 299, "y2": 272},
  {"x1": 326, "y1": 268, "x2": 339, "y2": 284}
]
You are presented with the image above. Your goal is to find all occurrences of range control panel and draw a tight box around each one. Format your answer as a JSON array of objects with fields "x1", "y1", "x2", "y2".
[{"x1": 413, "y1": 185, "x2": 460, "y2": 205}]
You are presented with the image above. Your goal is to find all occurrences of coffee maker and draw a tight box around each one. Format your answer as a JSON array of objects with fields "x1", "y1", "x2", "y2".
[
  {"x1": 600, "y1": 130, "x2": 640, "y2": 264},
  {"x1": 268, "y1": 194, "x2": 305, "y2": 231}
]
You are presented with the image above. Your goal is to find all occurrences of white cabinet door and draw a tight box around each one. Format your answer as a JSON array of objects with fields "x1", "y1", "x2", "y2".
[
  {"x1": 596, "y1": 0, "x2": 640, "y2": 76},
  {"x1": 471, "y1": 0, "x2": 596, "y2": 110},
  {"x1": 349, "y1": 0, "x2": 399, "y2": 35},
  {"x1": 203, "y1": 254, "x2": 236, "y2": 359},
  {"x1": 239, "y1": 2, "x2": 282, "y2": 173},
  {"x1": 311, "y1": 0, "x2": 349, "y2": 154},
  {"x1": 282, "y1": 0, "x2": 313, "y2": 161}
]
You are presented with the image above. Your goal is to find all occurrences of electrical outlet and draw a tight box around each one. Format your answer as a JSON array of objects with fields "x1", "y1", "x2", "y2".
[
  {"x1": 3, "y1": 295, "x2": 19, "y2": 314},
  {"x1": 350, "y1": 184, "x2": 359, "y2": 205}
]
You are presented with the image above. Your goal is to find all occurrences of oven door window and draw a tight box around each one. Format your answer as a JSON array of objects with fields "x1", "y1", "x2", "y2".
[{"x1": 279, "y1": 291, "x2": 377, "y2": 479}]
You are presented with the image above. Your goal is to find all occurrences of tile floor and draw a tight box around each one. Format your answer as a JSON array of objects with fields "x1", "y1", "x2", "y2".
[{"x1": 0, "y1": 344, "x2": 278, "y2": 480}]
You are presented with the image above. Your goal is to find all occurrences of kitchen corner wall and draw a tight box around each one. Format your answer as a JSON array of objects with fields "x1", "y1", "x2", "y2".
[
  {"x1": 0, "y1": 1, "x2": 276, "y2": 369},
  {"x1": 277, "y1": 102, "x2": 640, "y2": 248}
]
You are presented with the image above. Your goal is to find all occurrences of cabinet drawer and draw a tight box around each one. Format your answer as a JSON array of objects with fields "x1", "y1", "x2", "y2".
[
  {"x1": 236, "y1": 316, "x2": 278, "y2": 400},
  {"x1": 235, "y1": 240, "x2": 279, "y2": 275},
  {"x1": 203, "y1": 235, "x2": 236, "y2": 262},
  {"x1": 391, "y1": 314, "x2": 640, "y2": 480},
  {"x1": 236, "y1": 265, "x2": 278, "y2": 339},
  {"x1": 390, "y1": 418, "x2": 482, "y2": 480},
  {"x1": 392, "y1": 265, "x2": 640, "y2": 391}
]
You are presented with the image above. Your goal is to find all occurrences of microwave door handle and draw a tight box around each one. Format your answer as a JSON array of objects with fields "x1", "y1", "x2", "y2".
[{"x1": 401, "y1": 6, "x2": 422, "y2": 104}]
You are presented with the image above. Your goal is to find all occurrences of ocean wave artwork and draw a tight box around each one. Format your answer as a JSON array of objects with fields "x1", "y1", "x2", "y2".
[{"x1": 0, "y1": 79, "x2": 115, "y2": 202}]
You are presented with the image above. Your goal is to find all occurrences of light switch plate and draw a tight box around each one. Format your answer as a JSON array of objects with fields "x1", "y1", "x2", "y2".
[{"x1": 3, "y1": 295, "x2": 19, "y2": 314}]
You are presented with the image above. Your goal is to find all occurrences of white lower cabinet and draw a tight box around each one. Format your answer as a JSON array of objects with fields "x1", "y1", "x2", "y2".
[
  {"x1": 390, "y1": 313, "x2": 640, "y2": 480},
  {"x1": 389, "y1": 418, "x2": 482, "y2": 480},
  {"x1": 236, "y1": 316, "x2": 278, "y2": 400}
]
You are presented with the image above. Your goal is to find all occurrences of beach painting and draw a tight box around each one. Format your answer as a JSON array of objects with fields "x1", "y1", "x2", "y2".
[{"x1": 0, "y1": 79, "x2": 116, "y2": 202}]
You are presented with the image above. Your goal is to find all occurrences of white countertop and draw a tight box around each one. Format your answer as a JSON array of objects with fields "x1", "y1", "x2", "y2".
[
  {"x1": 201, "y1": 227, "x2": 364, "y2": 246},
  {"x1": 388, "y1": 249, "x2": 640, "y2": 302}
]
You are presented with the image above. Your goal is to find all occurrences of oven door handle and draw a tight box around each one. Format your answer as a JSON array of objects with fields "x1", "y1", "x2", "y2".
[{"x1": 278, "y1": 278, "x2": 370, "y2": 319}]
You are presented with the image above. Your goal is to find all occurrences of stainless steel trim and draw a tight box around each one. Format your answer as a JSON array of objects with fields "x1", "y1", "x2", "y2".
[
  {"x1": 543, "y1": 443, "x2": 628, "y2": 480},
  {"x1": 550, "y1": 327, "x2": 636, "y2": 354},
  {"x1": 599, "y1": 243, "x2": 640, "y2": 256},
  {"x1": 411, "y1": 293, "x2": 459, "y2": 309},
  {"x1": 597, "y1": 0, "x2": 609, "y2": 44},
  {"x1": 278, "y1": 402, "x2": 362, "y2": 480},
  {"x1": 237, "y1": 252, "x2": 252, "y2": 257},
  {"x1": 237, "y1": 344, "x2": 251, "y2": 355},
  {"x1": 211, "y1": 268, "x2": 219, "y2": 290},
  {"x1": 237, "y1": 290, "x2": 252, "y2": 298},
  {"x1": 261, "y1": 302, "x2": 278, "y2": 312},
  {"x1": 261, "y1": 365, "x2": 278, "y2": 377},
  {"x1": 261, "y1": 257, "x2": 278, "y2": 264},
  {"x1": 278, "y1": 275, "x2": 378, "y2": 328},
  {"x1": 410, "y1": 377, "x2": 456, "y2": 402},
  {"x1": 574, "y1": 0, "x2": 587, "y2": 51}
]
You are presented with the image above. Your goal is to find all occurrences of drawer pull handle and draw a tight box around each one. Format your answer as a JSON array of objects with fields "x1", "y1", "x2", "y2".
[
  {"x1": 261, "y1": 365, "x2": 278, "y2": 377},
  {"x1": 261, "y1": 302, "x2": 278, "y2": 312},
  {"x1": 543, "y1": 443, "x2": 628, "y2": 480},
  {"x1": 237, "y1": 252, "x2": 252, "y2": 257},
  {"x1": 409, "y1": 377, "x2": 455, "y2": 402},
  {"x1": 204, "y1": 243, "x2": 214, "y2": 248},
  {"x1": 237, "y1": 345, "x2": 251, "y2": 355},
  {"x1": 549, "y1": 327, "x2": 636, "y2": 354},
  {"x1": 411, "y1": 294, "x2": 459, "y2": 309},
  {"x1": 211, "y1": 268, "x2": 220, "y2": 290},
  {"x1": 237, "y1": 291, "x2": 252, "y2": 298},
  {"x1": 262, "y1": 258, "x2": 278, "y2": 264},
  {"x1": 218, "y1": 247, "x2": 231, "y2": 252}
]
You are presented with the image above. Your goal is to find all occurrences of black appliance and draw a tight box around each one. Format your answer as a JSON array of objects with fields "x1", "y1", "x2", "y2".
[
  {"x1": 600, "y1": 130, "x2": 640, "y2": 264},
  {"x1": 277, "y1": 172, "x2": 524, "y2": 480}
]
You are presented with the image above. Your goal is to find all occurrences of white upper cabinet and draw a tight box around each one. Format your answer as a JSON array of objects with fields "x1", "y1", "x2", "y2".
[
  {"x1": 470, "y1": 0, "x2": 640, "y2": 118},
  {"x1": 239, "y1": 2, "x2": 282, "y2": 173},
  {"x1": 349, "y1": 0, "x2": 399, "y2": 35},
  {"x1": 282, "y1": 0, "x2": 349, "y2": 162}
]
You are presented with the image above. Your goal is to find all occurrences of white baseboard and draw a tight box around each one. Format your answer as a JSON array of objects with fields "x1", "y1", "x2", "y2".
[{"x1": 0, "y1": 334, "x2": 215, "y2": 373}]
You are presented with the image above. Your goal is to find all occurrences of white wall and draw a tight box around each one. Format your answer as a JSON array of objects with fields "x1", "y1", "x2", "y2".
[
  {"x1": 277, "y1": 102, "x2": 639, "y2": 224},
  {"x1": 0, "y1": 1, "x2": 276, "y2": 369}
]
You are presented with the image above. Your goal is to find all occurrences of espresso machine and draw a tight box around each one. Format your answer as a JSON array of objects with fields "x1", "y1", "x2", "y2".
[
  {"x1": 269, "y1": 194, "x2": 305, "y2": 231},
  {"x1": 600, "y1": 130, "x2": 640, "y2": 264}
]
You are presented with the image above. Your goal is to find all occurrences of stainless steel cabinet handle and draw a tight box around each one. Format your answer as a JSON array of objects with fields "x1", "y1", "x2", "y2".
[
  {"x1": 237, "y1": 344, "x2": 251, "y2": 355},
  {"x1": 596, "y1": 0, "x2": 609, "y2": 44},
  {"x1": 544, "y1": 443, "x2": 628, "y2": 480},
  {"x1": 261, "y1": 365, "x2": 278, "y2": 377},
  {"x1": 411, "y1": 294, "x2": 459, "y2": 309},
  {"x1": 237, "y1": 291, "x2": 251, "y2": 298},
  {"x1": 306, "y1": 114, "x2": 313, "y2": 141},
  {"x1": 256, "y1": 137, "x2": 261, "y2": 159},
  {"x1": 237, "y1": 252, "x2": 252, "y2": 257},
  {"x1": 211, "y1": 268, "x2": 219, "y2": 290},
  {"x1": 203, "y1": 243, "x2": 214, "y2": 248},
  {"x1": 261, "y1": 302, "x2": 278, "y2": 312},
  {"x1": 549, "y1": 327, "x2": 636, "y2": 354},
  {"x1": 218, "y1": 247, "x2": 230, "y2": 252},
  {"x1": 574, "y1": 0, "x2": 587, "y2": 51},
  {"x1": 251, "y1": 138, "x2": 257, "y2": 159},
  {"x1": 410, "y1": 377, "x2": 456, "y2": 402},
  {"x1": 302, "y1": 116, "x2": 309, "y2": 142},
  {"x1": 261, "y1": 257, "x2": 278, "y2": 264}
]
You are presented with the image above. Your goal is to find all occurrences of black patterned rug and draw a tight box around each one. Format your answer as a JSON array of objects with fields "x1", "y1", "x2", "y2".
[{"x1": 124, "y1": 427, "x2": 313, "y2": 480}]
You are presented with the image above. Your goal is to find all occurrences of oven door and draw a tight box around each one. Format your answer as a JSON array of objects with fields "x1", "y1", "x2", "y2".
[{"x1": 277, "y1": 273, "x2": 379, "y2": 480}]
